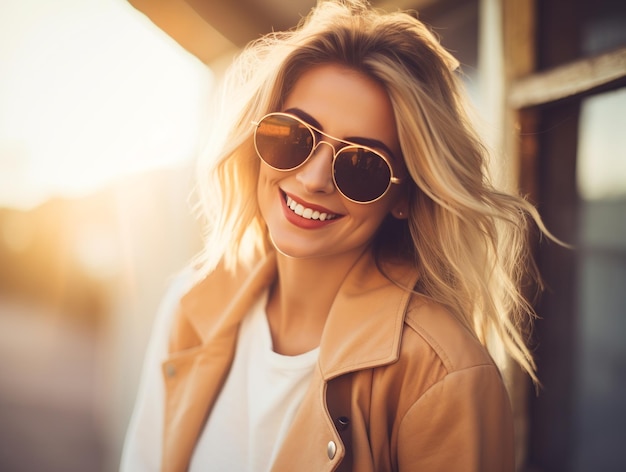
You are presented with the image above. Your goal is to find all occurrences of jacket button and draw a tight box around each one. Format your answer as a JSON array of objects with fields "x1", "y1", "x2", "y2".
[
  {"x1": 337, "y1": 416, "x2": 350, "y2": 431},
  {"x1": 165, "y1": 363, "x2": 176, "y2": 377},
  {"x1": 327, "y1": 441, "x2": 337, "y2": 460}
]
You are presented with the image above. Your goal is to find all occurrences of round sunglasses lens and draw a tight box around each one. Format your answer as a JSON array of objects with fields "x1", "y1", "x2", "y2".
[
  {"x1": 255, "y1": 115, "x2": 313, "y2": 170},
  {"x1": 334, "y1": 149, "x2": 392, "y2": 202}
]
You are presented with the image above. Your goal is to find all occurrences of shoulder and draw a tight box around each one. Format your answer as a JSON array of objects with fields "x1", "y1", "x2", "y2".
[
  {"x1": 395, "y1": 300, "x2": 516, "y2": 470},
  {"x1": 378, "y1": 293, "x2": 506, "y2": 411},
  {"x1": 356, "y1": 290, "x2": 514, "y2": 469},
  {"x1": 393, "y1": 297, "x2": 514, "y2": 459}
]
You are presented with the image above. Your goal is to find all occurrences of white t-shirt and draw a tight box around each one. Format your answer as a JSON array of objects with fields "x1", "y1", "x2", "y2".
[{"x1": 189, "y1": 291, "x2": 319, "y2": 472}]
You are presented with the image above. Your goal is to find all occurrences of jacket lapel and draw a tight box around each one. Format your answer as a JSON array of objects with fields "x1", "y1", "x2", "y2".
[{"x1": 161, "y1": 256, "x2": 277, "y2": 472}]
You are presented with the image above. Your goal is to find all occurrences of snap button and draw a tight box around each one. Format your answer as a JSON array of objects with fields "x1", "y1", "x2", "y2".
[
  {"x1": 327, "y1": 440, "x2": 337, "y2": 460},
  {"x1": 165, "y1": 363, "x2": 176, "y2": 377},
  {"x1": 337, "y1": 416, "x2": 350, "y2": 431}
]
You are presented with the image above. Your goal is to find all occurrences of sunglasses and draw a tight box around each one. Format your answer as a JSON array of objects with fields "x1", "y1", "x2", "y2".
[{"x1": 252, "y1": 112, "x2": 403, "y2": 204}]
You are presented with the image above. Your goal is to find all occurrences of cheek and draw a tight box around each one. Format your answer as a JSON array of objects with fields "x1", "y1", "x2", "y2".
[
  {"x1": 257, "y1": 166, "x2": 273, "y2": 198},
  {"x1": 258, "y1": 164, "x2": 282, "y2": 186},
  {"x1": 347, "y1": 201, "x2": 393, "y2": 229},
  {"x1": 257, "y1": 166, "x2": 284, "y2": 214}
]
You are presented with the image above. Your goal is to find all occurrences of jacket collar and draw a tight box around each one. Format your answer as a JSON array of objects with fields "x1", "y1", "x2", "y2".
[
  {"x1": 317, "y1": 249, "x2": 419, "y2": 379},
  {"x1": 175, "y1": 249, "x2": 419, "y2": 377},
  {"x1": 174, "y1": 256, "x2": 277, "y2": 352}
]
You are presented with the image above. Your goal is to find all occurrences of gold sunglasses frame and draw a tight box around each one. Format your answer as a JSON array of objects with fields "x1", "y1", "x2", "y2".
[{"x1": 252, "y1": 112, "x2": 403, "y2": 204}]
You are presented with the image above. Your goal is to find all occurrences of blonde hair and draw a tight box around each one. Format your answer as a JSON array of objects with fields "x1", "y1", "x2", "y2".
[{"x1": 195, "y1": 0, "x2": 549, "y2": 382}]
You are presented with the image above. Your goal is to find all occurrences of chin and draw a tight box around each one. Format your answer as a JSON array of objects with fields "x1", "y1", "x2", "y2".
[{"x1": 269, "y1": 238, "x2": 315, "y2": 259}]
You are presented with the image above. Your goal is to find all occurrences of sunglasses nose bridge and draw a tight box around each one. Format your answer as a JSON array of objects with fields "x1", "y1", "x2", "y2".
[
  {"x1": 303, "y1": 140, "x2": 337, "y2": 178},
  {"x1": 295, "y1": 139, "x2": 336, "y2": 195},
  {"x1": 311, "y1": 139, "x2": 338, "y2": 159}
]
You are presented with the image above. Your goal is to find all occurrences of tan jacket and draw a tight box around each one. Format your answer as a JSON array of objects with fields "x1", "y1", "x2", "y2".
[{"x1": 160, "y1": 250, "x2": 514, "y2": 471}]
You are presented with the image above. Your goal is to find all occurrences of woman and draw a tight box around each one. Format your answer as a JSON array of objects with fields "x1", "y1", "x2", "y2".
[{"x1": 122, "y1": 1, "x2": 548, "y2": 470}]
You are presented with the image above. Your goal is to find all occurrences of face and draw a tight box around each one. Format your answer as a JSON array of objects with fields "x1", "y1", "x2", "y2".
[{"x1": 257, "y1": 63, "x2": 406, "y2": 260}]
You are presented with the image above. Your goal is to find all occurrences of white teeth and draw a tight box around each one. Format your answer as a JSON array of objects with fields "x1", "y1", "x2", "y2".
[{"x1": 285, "y1": 195, "x2": 336, "y2": 221}]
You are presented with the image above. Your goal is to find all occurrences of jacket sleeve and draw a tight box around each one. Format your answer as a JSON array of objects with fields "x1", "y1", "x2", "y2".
[
  {"x1": 119, "y1": 271, "x2": 194, "y2": 472},
  {"x1": 397, "y1": 364, "x2": 515, "y2": 472}
]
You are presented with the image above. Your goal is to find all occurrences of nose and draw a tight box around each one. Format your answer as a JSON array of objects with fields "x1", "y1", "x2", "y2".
[{"x1": 295, "y1": 141, "x2": 336, "y2": 195}]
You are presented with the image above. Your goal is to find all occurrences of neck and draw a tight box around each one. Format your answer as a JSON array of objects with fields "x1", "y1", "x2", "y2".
[{"x1": 265, "y1": 246, "x2": 371, "y2": 355}]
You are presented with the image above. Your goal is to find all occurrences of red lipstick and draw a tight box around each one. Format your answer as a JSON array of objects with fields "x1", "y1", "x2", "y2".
[{"x1": 280, "y1": 190, "x2": 342, "y2": 229}]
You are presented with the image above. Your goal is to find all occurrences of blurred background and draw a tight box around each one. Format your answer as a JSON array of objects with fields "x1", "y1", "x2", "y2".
[{"x1": 0, "y1": 0, "x2": 624, "y2": 471}]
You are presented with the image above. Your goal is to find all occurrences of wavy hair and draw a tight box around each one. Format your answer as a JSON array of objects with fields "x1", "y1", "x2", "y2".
[{"x1": 194, "y1": 0, "x2": 550, "y2": 382}]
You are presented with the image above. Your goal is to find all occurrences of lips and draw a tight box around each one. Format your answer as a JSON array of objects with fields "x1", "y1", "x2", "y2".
[
  {"x1": 281, "y1": 191, "x2": 342, "y2": 226},
  {"x1": 285, "y1": 194, "x2": 339, "y2": 221}
]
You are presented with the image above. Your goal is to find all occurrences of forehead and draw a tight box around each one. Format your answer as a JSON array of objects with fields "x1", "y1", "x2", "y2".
[{"x1": 282, "y1": 64, "x2": 400, "y2": 156}]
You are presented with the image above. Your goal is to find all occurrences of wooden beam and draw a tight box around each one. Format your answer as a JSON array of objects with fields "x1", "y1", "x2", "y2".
[
  {"x1": 128, "y1": 0, "x2": 236, "y2": 64},
  {"x1": 502, "y1": 0, "x2": 536, "y2": 81},
  {"x1": 498, "y1": 1, "x2": 537, "y2": 470},
  {"x1": 183, "y1": 0, "x2": 290, "y2": 47},
  {"x1": 499, "y1": 0, "x2": 537, "y2": 190},
  {"x1": 509, "y1": 47, "x2": 626, "y2": 109}
]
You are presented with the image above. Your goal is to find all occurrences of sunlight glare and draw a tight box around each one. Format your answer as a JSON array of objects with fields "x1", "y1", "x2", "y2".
[{"x1": 0, "y1": 0, "x2": 214, "y2": 210}]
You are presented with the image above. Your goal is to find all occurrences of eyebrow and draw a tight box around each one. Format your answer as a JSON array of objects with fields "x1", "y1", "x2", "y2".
[{"x1": 283, "y1": 107, "x2": 398, "y2": 161}]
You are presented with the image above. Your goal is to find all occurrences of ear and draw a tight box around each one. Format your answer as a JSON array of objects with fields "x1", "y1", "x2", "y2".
[
  {"x1": 390, "y1": 196, "x2": 409, "y2": 220},
  {"x1": 391, "y1": 208, "x2": 408, "y2": 219}
]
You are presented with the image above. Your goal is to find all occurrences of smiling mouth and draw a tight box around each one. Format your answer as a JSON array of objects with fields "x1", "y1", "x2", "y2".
[{"x1": 284, "y1": 194, "x2": 339, "y2": 221}]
